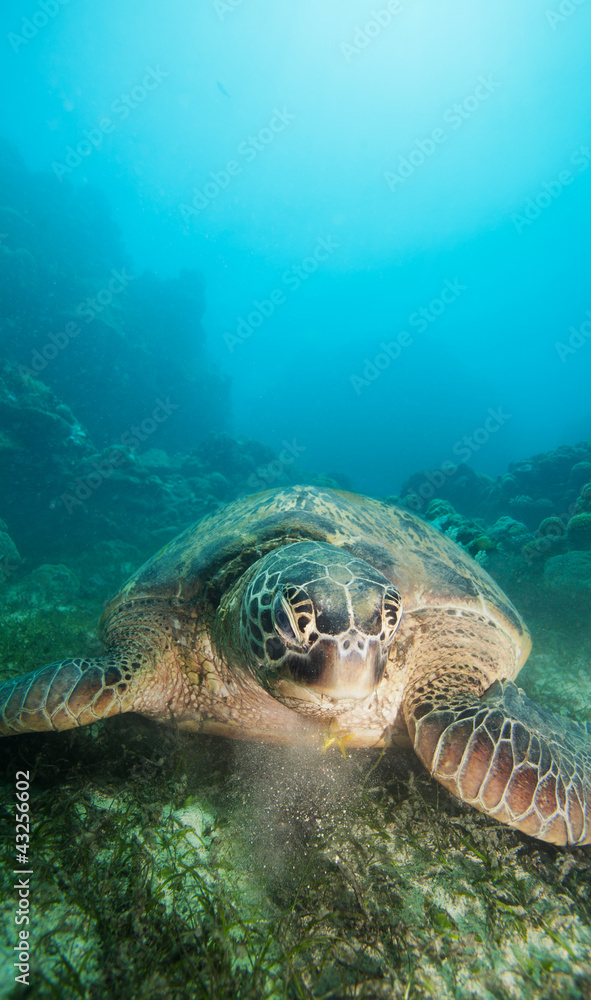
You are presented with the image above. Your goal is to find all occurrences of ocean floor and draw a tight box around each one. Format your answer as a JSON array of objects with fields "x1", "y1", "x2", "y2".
[{"x1": 1, "y1": 561, "x2": 590, "y2": 1000}]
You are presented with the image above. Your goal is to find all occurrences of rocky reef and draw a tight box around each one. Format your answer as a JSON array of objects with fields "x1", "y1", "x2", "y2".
[
  {"x1": 1, "y1": 370, "x2": 590, "y2": 652},
  {"x1": 399, "y1": 444, "x2": 591, "y2": 530},
  {"x1": 393, "y1": 442, "x2": 591, "y2": 630},
  {"x1": 0, "y1": 138, "x2": 229, "y2": 456},
  {"x1": 0, "y1": 360, "x2": 319, "y2": 568}
]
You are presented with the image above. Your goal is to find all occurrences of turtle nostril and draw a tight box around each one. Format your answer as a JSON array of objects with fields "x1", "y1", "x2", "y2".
[
  {"x1": 343, "y1": 639, "x2": 350, "y2": 650},
  {"x1": 357, "y1": 640, "x2": 364, "y2": 650}
]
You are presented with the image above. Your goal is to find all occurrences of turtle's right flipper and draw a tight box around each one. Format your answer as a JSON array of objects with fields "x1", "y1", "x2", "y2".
[
  {"x1": 0, "y1": 658, "x2": 138, "y2": 736},
  {"x1": 405, "y1": 679, "x2": 591, "y2": 846}
]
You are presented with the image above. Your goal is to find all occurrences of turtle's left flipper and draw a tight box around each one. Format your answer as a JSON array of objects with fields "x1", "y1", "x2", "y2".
[{"x1": 405, "y1": 679, "x2": 591, "y2": 846}]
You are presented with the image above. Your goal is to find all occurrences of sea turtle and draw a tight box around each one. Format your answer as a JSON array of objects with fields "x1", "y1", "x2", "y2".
[{"x1": 1, "y1": 486, "x2": 590, "y2": 845}]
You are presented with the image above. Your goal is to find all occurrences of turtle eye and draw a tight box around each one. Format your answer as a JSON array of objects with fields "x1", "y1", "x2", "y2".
[
  {"x1": 275, "y1": 605, "x2": 293, "y2": 634},
  {"x1": 383, "y1": 586, "x2": 402, "y2": 636},
  {"x1": 272, "y1": 592, "x2": 298, "y2": 644}
]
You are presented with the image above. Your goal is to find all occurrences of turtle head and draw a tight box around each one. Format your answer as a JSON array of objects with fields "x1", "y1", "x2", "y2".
[{"x1": 239, "y1": 541, "x2": 402, "y2": 701}]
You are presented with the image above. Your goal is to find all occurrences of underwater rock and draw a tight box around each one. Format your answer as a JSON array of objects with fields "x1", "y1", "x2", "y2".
[
  {"x1": 515, "y1": 516, "x2": 567, "y2": 567},
  {"x1": 488, "y1": 515, "x2": 533, "y2": 554},
  {"x1": 423, "y1": 498, "x2": 460, "y2": 520},
  {"x1": 191, "y1": 432, "x2": 277, "y2": 481},
  {"x1": 544, "y1": 550, "x2": 591, "y2": 603},
  {"x1": 0, "y1": 518, "x2": 21, "y2": 582},
  {"x1": 0, "y1": 382, "x2": 323, "y2": 574},
  {"x1": 507, "y1": 494, "x2": 554, "y2": 530},
  {"x1": 401, "y1": 462, "x2": 498, "y2": 520},
  {"x1": 421, "y1": 498, "x2": 464, "y2": 533},
  {"x1": 573, "y1": 481, "x2": 591, "y2": 514},
  {"x1": 0, "y1": 362, "x2": 97, "y2": 554},
  {"x1": 498, "y1": 472, "x2": 517, "y2": 496},
  {"x1": 520, "y1": 513, "x2": 568, "y2": 566},
  {"x1": 0, "y1": 362, "x2": 92, "y2": 454},
  {"x1": 70, "y1": 539, "x2": 147, "y2": 600},
  {"x1": 0, "y1": 365, "x2": 323, "y2": 571},
  {"x1": 508, "y1": 444, "x2": 590, "y2": 501},
  {"x1": 0, "y1": 240, "x2": 39, "y2": 327},
  {"x1": 568, "y1": 461, "x2": 591, "y2": 490},
  {"x1": 137, "y1": 448, "x2": 180, "y2": 473},
  {"x1": 309, "y1": 474, "x2": 342, "y2": 489},
  {"x1": 567, "y1": 512, "x2": 591, "y2": 550},
  {"x1": 4, "y1": 563, "x2": 80, "y2": 611},
  {"x1": 190, "y1": 432, "x2": 313, "y2": 494},
  {"x1": 408, "y1": 496, "x2": 498, "y2": 565},
  {"x1": 0, "y1": 139, "x2": 229, "y2": 454},
  {"x1": 324, "y1": 470, "x2": 353, "y2": 490},
  {"x1": 204, "y1": 471, "x2": 231, "y2": 499},
  {"x1": 399, "y1": 441, "x2": 591, "y2": 530},
  {"x1": 538, "y1": 515, "x2": 567, "y2": 538},
  {"x1": 521, "y1": 536, "x2": 565, "y2": 566}
]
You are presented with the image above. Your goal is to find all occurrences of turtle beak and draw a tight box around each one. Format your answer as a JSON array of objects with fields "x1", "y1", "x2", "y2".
[{"x1": 282, "y1": 632, "x2": 386, "y2": 701}]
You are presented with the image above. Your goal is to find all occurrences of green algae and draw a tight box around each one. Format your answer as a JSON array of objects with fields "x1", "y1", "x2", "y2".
[
  {"x1": 0, "y1": 604, "x2": 100, "y2": 681},
  {"x1": 1, "y1": 692, "x2": 591, "y2": 999}
]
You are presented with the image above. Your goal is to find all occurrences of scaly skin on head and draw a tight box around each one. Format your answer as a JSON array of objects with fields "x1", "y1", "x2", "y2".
[
  {"x1": 224, "y1": 540, "x2": 402, "y2": 700},
  {"x1": 197, "y1": 541, "x2": 408, "y2": 749}
]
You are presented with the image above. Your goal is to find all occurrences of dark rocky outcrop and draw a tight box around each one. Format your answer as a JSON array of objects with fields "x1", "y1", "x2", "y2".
[{"x1": 0, "y1": 138, "x2": 229, "y2": 454}]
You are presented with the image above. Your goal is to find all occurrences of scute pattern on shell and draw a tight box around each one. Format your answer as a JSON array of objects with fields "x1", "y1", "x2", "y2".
[{"x1": 101, "y1": 486, "x2": 528, "y2": 652}]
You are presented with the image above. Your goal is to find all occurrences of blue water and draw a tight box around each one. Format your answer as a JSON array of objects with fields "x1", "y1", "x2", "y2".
[{"x1": 0, "y1": 0, "x2": 590, "y2": 495}]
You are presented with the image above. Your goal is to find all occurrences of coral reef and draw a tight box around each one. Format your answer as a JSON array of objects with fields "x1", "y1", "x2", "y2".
[
  {"x1": 567, "y1": 513, "x2": 591, "y2": 549},
  {"x1": 397, "y1": 442, "x2": 591, "y2": 629},
  {"x1": 400, "y1": 442, "x2": 591, "y2": 535},
  {"x1": 393, "y1": 453, "x2": 591, "y2": 641},
  {"x1": 0, "y1": 372, "x2": 311, "y2": 566},
  {"x1": 544, "y1": 550, "x2": 591, "y2": 604}
]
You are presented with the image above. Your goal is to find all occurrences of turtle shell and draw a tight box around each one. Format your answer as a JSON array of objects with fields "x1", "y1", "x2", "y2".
[{"x1": 101, "y1": 485, "x2": 529, "y2": 657}]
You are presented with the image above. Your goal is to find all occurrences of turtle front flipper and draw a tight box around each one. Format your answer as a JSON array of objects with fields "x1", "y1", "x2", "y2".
[
  {"x1": 405, "y1": 678, "x2": 591, "y2": 846},
  {"x1": 0, "y1": 656, "x2": 145, "y2": 736}
]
